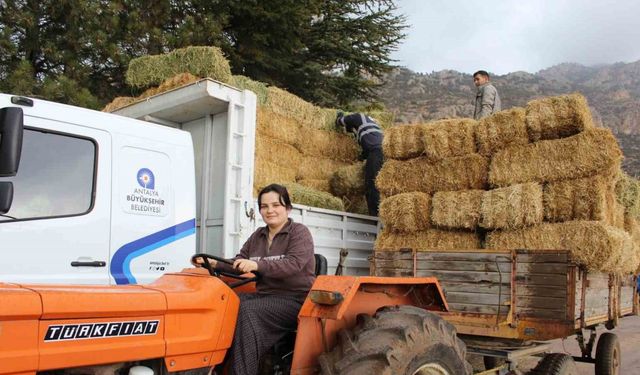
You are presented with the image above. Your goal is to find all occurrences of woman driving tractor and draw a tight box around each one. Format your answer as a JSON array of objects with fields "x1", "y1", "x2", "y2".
[{"x1": 193, "y1": 183, "x2": 316, "y2": 375}]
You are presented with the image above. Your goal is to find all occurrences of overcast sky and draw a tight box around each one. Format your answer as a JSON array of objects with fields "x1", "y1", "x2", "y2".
[{"x1": 392, "y1": 0, "x2": 640, "y2": 75}]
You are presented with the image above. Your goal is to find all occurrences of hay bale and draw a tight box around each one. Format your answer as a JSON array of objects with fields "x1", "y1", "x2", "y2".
[
  {"x1": 376, "y1": 154, "x2": 488, "y2": 197},
  {"x1": 543, "y1": 174, "x2": 617, "y2": 224},
  {"x1": 544, "y1": 175, "x2": 602, "y2": 221},
  {"x1": 374, "y1": 228, "x2": 482, "y2": 251},
  {"x1": 256, "y1": 108, "x2": 301, "y2": 145},
  {"x1": 138, "y1": 86, "x2": 160, "y2": 99},
  {"x1": 489, "y1": 128, "x2": 622, "y2": 187},
  {"x1": 624, "y1": 215, "x2": 640, "y2": 274},
  {"x1": 265, "y1": 87, "x2": 337, "y2": 130},
  {"x1": 156, "y1": 72, "x2": 198, "y2": 92},
  {"x1": 625, "y1": 214, "x2": 640, "y2": 246},
  {"x1": 422, "y1": 118, "x2": 477, "y2": 160},
  {"x1": 609, "y1": 197, "x2": 625, "y2": 229},
  {"x1": 231, "y1": 75, "x2": 268, "y2": 105},
  {"x1": 366, "y1": 110, "x2": 395, "y2": 129},
  {"x1": 126, "y1": 46, "x2": 232, "y2": 88},
  {"x1": 297, "y1": 179, "x2": 330, "y2": 193},
  {"x1": 485, "y1": 221, "x2": 638, "y2": 274},
  {"x1": 254, "y1": 159, "x2": 297, "y2": 191},
  {"x1": 137, "y1": 73, "x2": 200, "y2": 100},
  {"x1": 294, "y1": 128, "x2": 359, "y2": 162},
  {"x1": 102, "y1": 96, "x2": 136, "y2": 112},
  {"x1": 284, "y1": 182, "x2": 344, "y2": 211},
  {"x1": 481, "y1": 183, "x2": 543, "y2": 230},
  {"x1": 266, "y1": 87, "x2": 312, "y2": 124},
  {"x1": 379, "y1": 193, "x2": 431, "y2": 232},
  {"x1": 297, "y1": 157, "x2": 349, "y2": 180},
  {"x1": 330, "y1": 162, "x2": 365, "y2": 196},
  {"x1": 255, "y1": 136, "x2": 303, "y2": 169},
  {"x1": 526, "y1": 93, "x2": 595, "y2": 142},
  {"x1": 343, "y1": 194, "x2": 369, "y2": 215},
  {"x1": 615, "y1": 172, "x2": 640, "y2": 220},
  {"x1": 317, "y1": 107, "x2": 340, "y2": 130},
  {"x1": 431, "y1": 190, "x2": 483, "y2": 230},
  {"x1": 475, "y1": 108, "x2": 528, "y2": 156},
  {"x1": 383, "y1": 124, "x2": 426, "y2": 160},
  {"x1": 253, "y1": 180, "x2": 344, "y2": 211}
]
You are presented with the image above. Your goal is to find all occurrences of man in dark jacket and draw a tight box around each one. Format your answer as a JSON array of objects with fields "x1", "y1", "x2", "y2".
[{"x1": 336, "y1": 112, "x2": 383, "y2": 216}]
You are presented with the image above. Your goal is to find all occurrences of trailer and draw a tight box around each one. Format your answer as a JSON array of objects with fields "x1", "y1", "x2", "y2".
[{"x1": 372, "y1": 248, "x2": 637, "y2": 373}]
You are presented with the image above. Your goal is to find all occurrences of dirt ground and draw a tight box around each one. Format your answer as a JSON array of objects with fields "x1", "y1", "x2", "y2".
[{"x1": 468, "y1": 315, "x2": 640, "y2": 374}]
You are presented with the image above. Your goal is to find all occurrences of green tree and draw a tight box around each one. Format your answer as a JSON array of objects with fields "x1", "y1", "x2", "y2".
[
  {"x1": 223, "y1": 0, "x2": 406, "y2": 107},
  {"x1": 1, "y1": 0, "x2": 116, "y2": 107},
  {"x1": 0, "y1": 0, "x2": 405, "y2": 108}
]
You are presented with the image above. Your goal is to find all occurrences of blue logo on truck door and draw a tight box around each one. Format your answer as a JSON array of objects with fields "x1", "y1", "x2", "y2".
[
  {"x1": 137, "y1": 168, "x2": 155, "y2": 189},
  {"x1": 110, "y1": 219, "x2": 196, "y2": 285},
  {"x1": 126, "y1": 168, "x2": 166, "y2": 216}
]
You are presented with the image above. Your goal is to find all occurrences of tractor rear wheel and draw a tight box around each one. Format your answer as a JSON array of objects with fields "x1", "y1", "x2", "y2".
[{"x1": 318, "y1": 305, "x2": 472, "y2": 375}]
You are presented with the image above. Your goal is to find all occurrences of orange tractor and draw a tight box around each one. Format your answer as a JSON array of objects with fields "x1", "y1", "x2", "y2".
[
  {"x1": 4, "y1": 248, "x2": 634, "y2": 375},
  {"x1": 1, "y1": 252, "x2": 474, "y2": 375}
]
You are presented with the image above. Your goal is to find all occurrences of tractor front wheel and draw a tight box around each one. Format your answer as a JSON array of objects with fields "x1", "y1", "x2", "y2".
[{"x1": 318, "y1": 305, "x2": 472, "y2": 375}]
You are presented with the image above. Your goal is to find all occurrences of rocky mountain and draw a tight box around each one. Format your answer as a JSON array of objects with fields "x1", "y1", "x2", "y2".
[{"x1": 377, "y1": 61, "x2": 640, "y2": 175}]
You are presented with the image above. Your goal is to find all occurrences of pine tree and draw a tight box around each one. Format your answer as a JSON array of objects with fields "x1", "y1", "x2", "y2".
[
  {"x1": 0, "y1": 1, "x2": 405, "y2": 108},
  {"x1": 223, "y1": 0, "x2": 406, "y2": 107}
]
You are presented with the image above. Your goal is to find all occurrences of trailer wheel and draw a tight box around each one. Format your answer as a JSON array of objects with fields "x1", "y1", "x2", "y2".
[
  {"x1": 595, "y1": 332, "x2": 620, "y2": 375},
  {"x1": 529, "y1": 353, "x2": 577, "y2": 375},
  {"x1": 318, "y1": 305, "x2": 472, "y2": 375}
]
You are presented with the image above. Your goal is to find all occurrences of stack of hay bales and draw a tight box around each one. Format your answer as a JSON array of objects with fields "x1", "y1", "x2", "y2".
[
  {"x1": 104, "y1": 47, "x2": 382, "y2": 213},
  {"x1": 376, "y1": 118, "x2": 486, "y2": 250},
  {"x1": 376, "y1": 93, "x2": 640, "y2": 275},
  {"x1": 253, "y1": 92, "x2": 362, "y2": 212}
]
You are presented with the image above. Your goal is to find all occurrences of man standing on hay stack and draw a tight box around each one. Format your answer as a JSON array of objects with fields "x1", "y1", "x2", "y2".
[
  {"x1": 473, "y1": 70, "x2": 501, "y2": 119},
  {"x1": 336, "y1": 112, "x2": 384, "y2": 216}
]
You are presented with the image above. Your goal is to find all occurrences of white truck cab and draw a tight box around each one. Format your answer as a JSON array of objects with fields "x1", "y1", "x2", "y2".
[
  {"x1": 0, "y1": 79, "x2": 379, "y2": 286},
  {"x1": 0, "y1": 95, "x2": 196, "y2": 285}
]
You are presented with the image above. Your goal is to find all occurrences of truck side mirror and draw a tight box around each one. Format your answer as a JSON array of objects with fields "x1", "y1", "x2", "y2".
[
  {"x1": 0, "y1": 182, "x2": 13, "y2": 214},
  {"x1": 0, "y1": 107, "x2": 24, "y2": 177}
]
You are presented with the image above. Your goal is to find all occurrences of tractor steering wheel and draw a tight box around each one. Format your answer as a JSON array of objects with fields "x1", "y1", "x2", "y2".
[{"x1": 190, "y1": 253, "x2": 260, "y2": 288}]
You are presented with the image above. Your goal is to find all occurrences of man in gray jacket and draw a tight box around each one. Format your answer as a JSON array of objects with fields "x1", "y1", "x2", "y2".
[{"x1": 473, "y1": 70, "x2": 501, "y2": 119}]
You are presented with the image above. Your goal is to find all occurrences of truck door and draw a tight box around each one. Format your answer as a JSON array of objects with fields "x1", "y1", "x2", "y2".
[{"x1": 0, "y1": 115, "x2": 111, "y2": 284}]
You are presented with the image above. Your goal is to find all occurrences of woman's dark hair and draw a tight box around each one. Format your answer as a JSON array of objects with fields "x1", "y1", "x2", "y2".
[{"x1": 258, "y1": 184, "x2": 293, "y2": 210}]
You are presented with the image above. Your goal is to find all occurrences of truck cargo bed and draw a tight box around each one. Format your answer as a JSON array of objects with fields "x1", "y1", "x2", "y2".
[{"x1": 371, "y1": 248, "x2": 637, "y2": 341}]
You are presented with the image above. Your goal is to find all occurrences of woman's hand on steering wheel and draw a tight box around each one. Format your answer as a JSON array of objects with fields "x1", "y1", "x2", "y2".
[
  {"x1": 191, "y1": 256, "x2": 217, "y2": 268},
  {"x1": 190, "y1": 253, "x2": 261, "y2": 288},
  {"x1": 190, "y1": 253, "x2": 235, "y2": 276},
  {"x1": 233, "y1": 259, "x2": 258, "y2": 273}
]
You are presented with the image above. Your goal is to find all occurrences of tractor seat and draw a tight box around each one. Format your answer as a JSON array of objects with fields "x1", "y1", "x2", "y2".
[{"x1": 314, "y1": 253, "x2": 328, "y2": 276}]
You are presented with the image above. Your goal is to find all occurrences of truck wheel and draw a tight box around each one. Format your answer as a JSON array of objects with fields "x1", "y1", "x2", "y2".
[
  {"x1": 529, "y1": 353, "x2": 577, "y2": 375},
  {"x1": 318, "y1": 305, "x2": 472, "y2": 375},
  {"x1": 595, "y1": 332, "x2": 620, "y2": 375}
]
